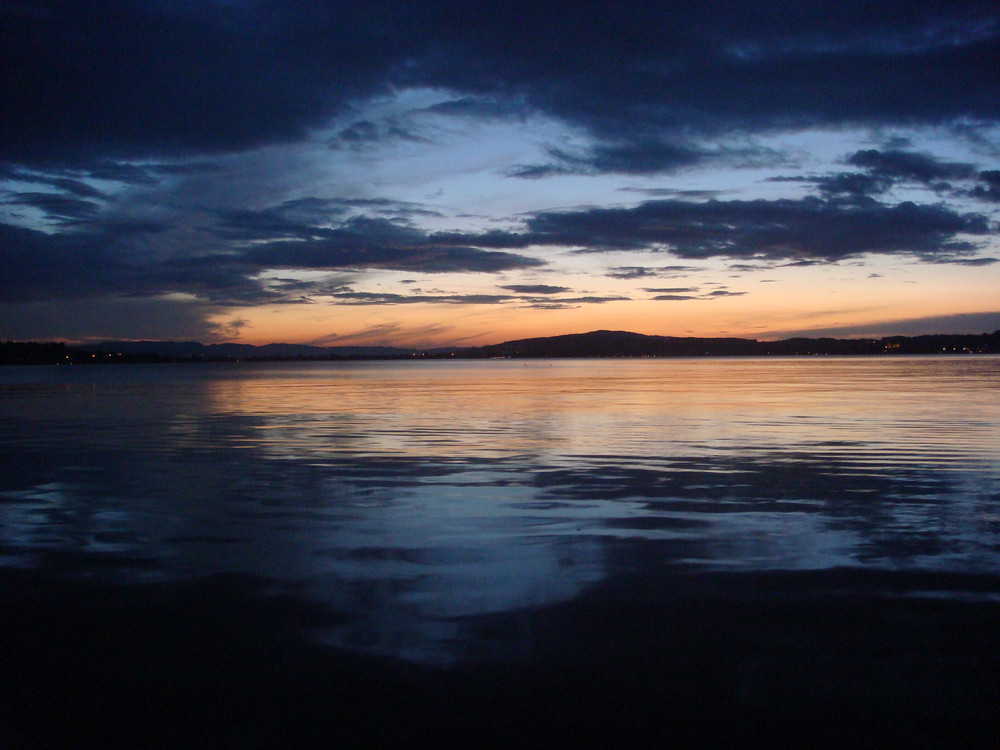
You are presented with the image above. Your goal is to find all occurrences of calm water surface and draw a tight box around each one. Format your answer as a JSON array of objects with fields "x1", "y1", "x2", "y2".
[{"x1": 2, "y1": 356, "x2": 999, "y2": 663}]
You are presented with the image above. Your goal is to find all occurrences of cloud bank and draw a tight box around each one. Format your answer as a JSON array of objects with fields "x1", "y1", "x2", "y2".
[{"x1": 2, "y1": 1, "x2": 998, "y2": 342}]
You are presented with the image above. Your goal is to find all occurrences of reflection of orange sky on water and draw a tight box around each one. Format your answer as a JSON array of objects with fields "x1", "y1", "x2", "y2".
[
  {"x1": 200, "y1": 358, "x2": 1000, "y2": 464},
  {"x1": 208, "y1": 260, "x2": 1000, "y2": 347}
]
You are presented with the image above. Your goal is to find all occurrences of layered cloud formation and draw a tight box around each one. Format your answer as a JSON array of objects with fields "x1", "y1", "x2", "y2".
[{"x1": 2, "y1": 1, "x2": 998, "y2": 343}]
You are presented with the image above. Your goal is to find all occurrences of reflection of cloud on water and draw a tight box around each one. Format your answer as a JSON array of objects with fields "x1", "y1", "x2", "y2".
[
  {"x1": 0, "y1": 481, "x2": 167, "y2": 567},
  {"x1": 533, "y1": 451, "x2": 1000, "y2": 572},
  {"x1": 0, "y1": 457, "x2": 606, "y2": 665},
  {"x1": 5, "y1": 435, "x2": 998, "y2": 660},
  {"x1": 276, "y1": 478, "x2": 606, "y2": 664},
  {"x1": 3, "y1": 358, "x2": 1000, "y2": 664}
]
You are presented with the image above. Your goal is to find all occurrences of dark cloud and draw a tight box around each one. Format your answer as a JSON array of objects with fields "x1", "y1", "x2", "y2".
[
  {"x1": 6, "y1": 160, "x2": 167, "y2": 188},
  {"x1": 331, "y1": 118, "x2": 426, "y2": 149},
  {"x1": 971, "y1": 170, "x2": 1000, "y2": 202},
  {"x1": 472, "y1": 196, "x2": 991, "y2": 262},
  {"x1": 776, "y1": 148, "x2": 988, "y2": 198},
  {"x1": 321, "y1": 290, "x2": 625, "y2": 308},
  {"x1": 38, "y1": 177, "x2": 105, "y2": 198},
  {"x1": 149, "y1": 161, "x2": 222, "y2": 176},
  {"x1": 2, "y1": 1, "x2": 998, "y2": 343},
  {"x1": 0, "y1": 208, "x2": 544, "y2": 308},
  {"x1": 1, "y1": 184, "x2": 989, "y2": 319},
  {"x1": 0, "y1": 296, "x2": 221, "y2": 342},
  {"x1": 505, "y1": 163, "x2": 567, "y2": 180},
  {"x1": 621, "y1": 188, "x2": 725, "y2": 199},
  {"x1": 511, "y1": 140, "x2": 796, "y2": 178},
  {"x1": 0, "y1": 175, "x2": 562, "y2": 337},
  {"x1": 0, "y1": 223, "x2": 125, "y2": 302},
  {"x1": 925, "y1": 256, "x2": 998, "y2": 266},
  {"x1": 510, "y1": 140, "x2": 706, "y2": 178},
  {"x1": 1, "y1": 0, "x2": 400, "y2": 163},
  {"x1": 532, "y1": 296, "x2": 627, "y2": 305},
  {"x1": 605, "y1": 265, "x2": 702, "y2": 279},
  {"x1": 4, "y1": 1, "x2": 997, "y2": 170},
  {"x1": 6, "y1": 192, "x2": 102, "y2": 222},
  {"x1": 208, "y1": 207, "x2": 544, "y2": 279},
  {"x1": 333, "y1": 198, "x2": 443, "y2": 218},
  {"x1": 244, "y1": 240, "x2": 542, "y2": 274},
  {"x1": 87, "y1": 161, "x2": 161, "y2": 185},
  {"x1": 846, "y1": 149, "x2": 977, "y2": 186},
  {"x1": 646, "y1": 287, "x2": 746, "y2": 301},
  {"x1": 421, "y1": 2, "x2": 1000, "y2": 172},
  {"x1": 19, "y1": 158, "x2": 222, "y2": 189},
  {"x1": 211, "y1": 200, "x2": 445, "y2": 242},
  {"x1": 499, "y1": 284, "x2": 570, "y2": 294},
  {"x1": 210, "y1": 317, "x2": 251, "y2": 340},
  {"x1": 211, "y1": 207, "x2": 343, "y2": 243},
  {"x1": 814, "y1": 172, "x2": 892, "y2": 197},
  {"x1": 337, "y1": 120, "x2": 380, "y2": 144},
  {"x1": 421, "y1": 96, "x2": 528, "y2": 119},
  {"x1": 779, "y1": 259, "x2": 828, "y2": 267},
  {"x1": 326, "y1": 291, "x2": 514, "y2": 306}
]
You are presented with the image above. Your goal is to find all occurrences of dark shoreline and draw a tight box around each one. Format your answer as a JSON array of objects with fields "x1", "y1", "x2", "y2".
[
  {"x1": 4, "y1": 565, "x2": 998, "y2": 748},
  {"x1": 3, "y1": 328, "x2": 1000, "y2": 365}
]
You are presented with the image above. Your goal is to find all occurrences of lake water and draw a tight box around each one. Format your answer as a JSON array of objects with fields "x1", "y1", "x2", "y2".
[
  {"x1": 2, "y1": 356, "x2": 998, "y2": 661},
  {"x1": 2, "y1": 357, "x2": 1000, "y2": 745}
]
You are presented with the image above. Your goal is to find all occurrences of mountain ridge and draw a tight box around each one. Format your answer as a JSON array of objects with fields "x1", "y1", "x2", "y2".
[{"x1": 4, "y1": 328, "x2": 1000, "y2": 364}]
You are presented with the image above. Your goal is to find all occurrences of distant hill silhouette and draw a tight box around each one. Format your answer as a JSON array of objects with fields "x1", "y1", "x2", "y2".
[
  {"x1": 3, "y1": 329, "x2": 1000, "y2": 365},
  {"x1": 460, "y1": 329, "x2": 1000, "y2": 358},
  {"x1": 466, "y1": 330, "x2": 759, "y2": 358}
]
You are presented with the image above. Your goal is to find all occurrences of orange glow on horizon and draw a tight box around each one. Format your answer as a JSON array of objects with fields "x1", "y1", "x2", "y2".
[{"x1": 202, "y1": 254, "x2": 1000, "y2": 347}]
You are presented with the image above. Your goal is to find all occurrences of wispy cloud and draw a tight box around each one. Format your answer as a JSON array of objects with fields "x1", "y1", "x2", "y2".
[{"x1": 769, "y1": 311, "x2": 1000, "y2": 339}]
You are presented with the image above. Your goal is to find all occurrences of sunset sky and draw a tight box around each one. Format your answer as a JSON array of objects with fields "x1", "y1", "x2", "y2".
[{"x1": 2, "y1": 0, "x2": 999, "y2": 347}]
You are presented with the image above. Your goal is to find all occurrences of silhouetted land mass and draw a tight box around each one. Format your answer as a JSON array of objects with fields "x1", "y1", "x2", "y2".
[
  {"x1": 464, "y1": 329, "x2": 1000, "y2": 358},
  {"x1": 0, "y1": 340, "x2": 417, "y2": 365},
  {"x1": 3, "y1": 329, "x2": 1000, "y2": 365}
]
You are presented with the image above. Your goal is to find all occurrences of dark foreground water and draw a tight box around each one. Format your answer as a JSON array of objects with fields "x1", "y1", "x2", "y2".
[{"x1": 2, "y1": 357, "x2": 999, "y2": 747}]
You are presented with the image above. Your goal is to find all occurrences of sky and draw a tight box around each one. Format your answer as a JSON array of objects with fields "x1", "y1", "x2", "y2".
[{"x1": 2, "y1": 0, "x2": 999, "y2": 348}]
